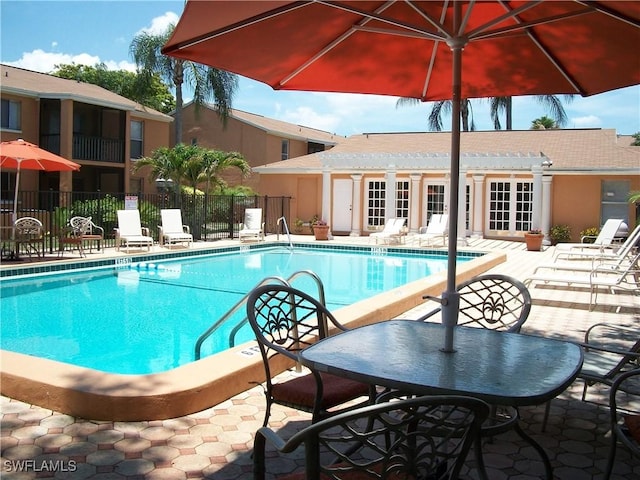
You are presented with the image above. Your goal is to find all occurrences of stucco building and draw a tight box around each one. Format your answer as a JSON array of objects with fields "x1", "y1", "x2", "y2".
[
  {"x1": 0, "y1": 64, "x2": 172, "y2": 203},
  {"x1": 254, "y1": 129, "x2": 639, "y2": 243},
  {"x1": 179, "y1": 102, "x2": 343, "y2": 191}
]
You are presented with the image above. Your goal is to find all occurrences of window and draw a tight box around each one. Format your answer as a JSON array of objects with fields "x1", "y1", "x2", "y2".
[
  {"x1": 424, "y1": 183, "x2": 446, "y2": 224},
  {"x1": 395, "y1": 180, "x2": 410, "y2": 221},
  {"x1": 601, "y1": 180, "x2": 630, "y2": 225},
  {"x1": 488, "y1": 180, "x2": 533, "y2": 233},
  {"x1": 1, "y1": 99, "x2": 21, "y2": 130},
  {"x1": 515, "y1": 182, "x2": 534, "y2": 231},
  {"x1": 130, "y1": 120, "x2": 143, "y2": 159},
  {"x1": 367, "y1": 180, "x2": 386, "y2": 228},
  {"x1": 281, "y1": 139, "x2": 289, "y2": 160}
]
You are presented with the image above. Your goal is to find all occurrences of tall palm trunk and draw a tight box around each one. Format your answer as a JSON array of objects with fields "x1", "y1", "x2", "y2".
[{"x1": 173, "y1": 61, "x2": 185, "y2": 143}]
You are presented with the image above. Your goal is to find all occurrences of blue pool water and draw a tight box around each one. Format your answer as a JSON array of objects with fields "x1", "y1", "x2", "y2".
[{"x1": 0, "y1": 245, "x2": 475, "y2": 374}]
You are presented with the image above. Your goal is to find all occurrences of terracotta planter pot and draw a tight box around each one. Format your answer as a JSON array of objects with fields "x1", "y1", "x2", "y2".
[
  {"x1": 313, "y1": 225, "x2": 330, "y2": 240},
  {"x1": 524, "y1": 233, "x2": 544, "y2": 251}
]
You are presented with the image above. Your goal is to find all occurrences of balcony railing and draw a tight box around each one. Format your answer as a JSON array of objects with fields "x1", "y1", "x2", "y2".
[
  {"x1": 73, "y1": 135, "x2": 124, "y2": 163},
  {"x1": 38, "y1": 134, "x2": 124, "y2": 163}
]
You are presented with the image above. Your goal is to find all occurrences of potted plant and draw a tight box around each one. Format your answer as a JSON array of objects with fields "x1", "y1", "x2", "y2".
[
  {"x1": 292, "y1": 218, "x2": 304, "y2": 234},
  {"x1": 524, "y1": 229, "x2": 544, "y2": 251},
  {"x1": 550, "y1": 224, "x2": 571, "y2": 245},
  {"x1": 313, "y1": 219, "x2": 330, "y2": 240}
]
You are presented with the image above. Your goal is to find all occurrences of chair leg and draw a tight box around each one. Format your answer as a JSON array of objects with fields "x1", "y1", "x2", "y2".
[
  {"x1": 473, "y1": 437, "x2": 490, "y2": 480},
  {"x1": 603, "y1": 433, "x2": 617, "y2": 480},
  {"x1": 262, "y1": 397, "x2": 273, "y2": 427},
  {"x1": 541, "y1": 401, "x2": 551, "y2": 432}
]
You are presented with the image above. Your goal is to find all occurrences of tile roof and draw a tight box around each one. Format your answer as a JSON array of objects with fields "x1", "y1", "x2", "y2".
[
  {"x1": 1, "y1": 64, "x2": 172, "y2": 121},
  {"x1": 256, "y1": 128, "x2": 640, "y2": 172},
  {"x1": 195, "y1": 102, "x2": 344, "y2": 145}
]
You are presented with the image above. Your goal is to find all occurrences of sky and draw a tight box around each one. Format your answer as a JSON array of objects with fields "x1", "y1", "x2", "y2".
[{"x1": 1, "y1": 0, "x2": 639, "y2": 138}]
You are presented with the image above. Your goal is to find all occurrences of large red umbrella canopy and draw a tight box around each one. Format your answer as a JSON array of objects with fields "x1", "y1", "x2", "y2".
[
  {"x1": 163, "y1": 0, "x2": 640, "y2": 351},
  {"x1": 1, "y1": 139, "x2": 81, "y2": 221},
  {"x1": 163, "y1": 1, "x2": 640, "y2": 100}
]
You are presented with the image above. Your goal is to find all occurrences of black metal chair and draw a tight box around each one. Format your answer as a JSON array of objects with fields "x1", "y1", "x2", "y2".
[
  {"x1": 543, "y1": 323, "x2": 640, "y2": 431},
  {"x1": 418, "y1": 273, "x2": 532, "y2": 333},
  {"x1": 605, "y1": 368, "x2": 640, "y2": 479},
  {"x1": 253, "y1": 392, "x2": 490, "y2": 480},
  {"x1": 416, "y1": 274, "x2": 533, "y2": 479},
  {"x1": 246, "y1": 284, "x2": 375, "y2": 427}
]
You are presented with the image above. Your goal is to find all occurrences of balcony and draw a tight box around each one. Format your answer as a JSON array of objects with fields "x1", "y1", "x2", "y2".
[{"x1": 39, "y1": 134, "x2": 125, "y2": 163}]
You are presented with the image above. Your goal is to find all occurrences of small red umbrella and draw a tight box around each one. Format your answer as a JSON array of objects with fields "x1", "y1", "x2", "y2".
[
  {"x1": 0, "y1": 139, "x2": 81, "y2": 222},
  {"x1": 163, "y1": 1, "x2": 640, "y2": 351}
]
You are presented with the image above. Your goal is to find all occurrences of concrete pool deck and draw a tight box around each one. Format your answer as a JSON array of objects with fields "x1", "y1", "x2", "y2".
[{"x1": 1, "y1": 234, "x2": 639, "y2": 478}]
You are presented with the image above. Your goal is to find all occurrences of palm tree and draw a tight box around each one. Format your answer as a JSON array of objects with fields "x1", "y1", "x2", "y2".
[
  {"x1": 130, "y1": 25, "x2": 238, "y2": 142},
  {"x1": 530, "y1": 115, "x2": 559, "y2": 130},
  {"x1": 490, "y1": 95, "x2": 574, "y2": 130},
  {"x1": 200, "y1": 150, "x2": 250, "y2": 193},
  {"x1": 134, "y1": 144, "x2": 249, "y2": 193},
  {"x1": 396, "y1": 98, "x2": 476, "y2": 131},
  {"x1": 398, "y1": 95, "x2": 573, "y2": 131}
]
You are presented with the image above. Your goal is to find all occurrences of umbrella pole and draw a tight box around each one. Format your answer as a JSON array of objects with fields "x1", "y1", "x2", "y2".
[
  {"x1": 12, "y1": 164, "x2": 21, "y2": 226},
  {"x1": 441, "y1": 5, "x2": 465, "y2": 353}
]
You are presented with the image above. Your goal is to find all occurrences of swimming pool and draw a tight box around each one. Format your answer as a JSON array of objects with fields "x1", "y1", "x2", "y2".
[{"x1": 1, "y1": 244, "x2": 477, "y2": 375}]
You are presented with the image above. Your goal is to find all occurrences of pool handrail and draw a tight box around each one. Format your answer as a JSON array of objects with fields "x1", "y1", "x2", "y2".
[
  {"x1": 226, "y1": 270, "x2": 326, "y2": 349},
  {"x1": 194, "y1": 270, "x2": 326, "y2": 360}
]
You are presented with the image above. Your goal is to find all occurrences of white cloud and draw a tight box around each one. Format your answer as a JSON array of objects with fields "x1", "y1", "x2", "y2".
[
  {"x1": 137, "y1": 12, "x2": 180, "y2": 35},
  {"x1": 571, "y1": 115, "x2": 602, "y2": 128},
  {"x1": 6, "y1": 49, "x2": 136, "y2": 73},
  {"x1": 280, "y1": 106, "x2": 342, "y2": 133}
]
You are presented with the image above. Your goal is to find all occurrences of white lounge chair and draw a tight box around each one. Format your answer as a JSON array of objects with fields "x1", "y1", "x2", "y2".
[
  {"x1": 537, "y1": 225, "x2": 640, "y2": 274},
  {"x1": 553, "y1": 218, "x2": 624, "y2": 260},
  {"x1": 524, "y1": 252, "x2": 640, "y2": 310},
  {"x1": 159, "y1": 209, "x2": 193, "y2": 248},
  {"x1": 116, "y1": 210, "x2": 153, "y2": 253},
  {"x1": 554, "y1": 223, "x2": 640, "y2": 263},
  {"x1": 370, "y1": 218, "x2": 405, "y2": 244},
  {"x1": 239, "y1": 208, "x2": 265, "y2": 242},
  {"x1": 414, "y1": 214, "x2": 448, "y2": 247}
]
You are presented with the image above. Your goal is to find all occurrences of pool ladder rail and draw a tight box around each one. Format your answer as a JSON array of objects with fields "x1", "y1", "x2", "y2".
[
  {"x1": 276, "y1": 216, "x2": 294, "y2": 250},
  {"x1": 194, "y1": 270, "x2": 326, "y2": 360}
]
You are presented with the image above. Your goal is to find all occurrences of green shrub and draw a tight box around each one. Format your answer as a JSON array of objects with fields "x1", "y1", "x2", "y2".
[
  {"x1": 550, "y1": 224, "x2": 571, "y2": 245},
  {"x1": 579, "y1": 226, "x2": 600, "y2": 243}
]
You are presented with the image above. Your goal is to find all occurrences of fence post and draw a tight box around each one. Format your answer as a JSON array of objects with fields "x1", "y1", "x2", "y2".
[
  {"x1": 229, "y1": 195, "x2": 235, "y2": 239},
  {"x1": 48, "y1": 189, "x2": 55, "y2": 253}
]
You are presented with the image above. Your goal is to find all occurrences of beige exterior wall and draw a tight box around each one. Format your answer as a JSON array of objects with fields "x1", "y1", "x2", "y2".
[
  {"x1": 551, "y1": 175, "x2": 639, "y2": 241},
  {"x1": 130, "y1": 115, "x2": 172, "y2": 193},
  {"x1": 257, "y1": 171, "x2": 639, "y2": 241},
  {"x1": 1, "y1": 93, "x2": 41, "y2": 193},
  {"x1": 182, "y1": 105, "x2": 266, "y2": 191},
  {"x1": 1, "y1": 90, "x2": 171, "y2": 196},
  {"x1": 180, "y1": 104, "x2": 315, "y2": 194}
]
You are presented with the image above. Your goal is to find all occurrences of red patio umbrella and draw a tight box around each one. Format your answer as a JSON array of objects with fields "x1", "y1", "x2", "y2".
[
  {"x1": 163, "y1": 1, "x2": 640, "y2": 351},
  {"x1": 0, "y1": 139, "x2": 81, "y2": 222}
]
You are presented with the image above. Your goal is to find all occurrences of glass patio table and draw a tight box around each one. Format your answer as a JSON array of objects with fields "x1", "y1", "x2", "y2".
[{"x1": 299, "y1": 319, "x2": 583, "y2": 479}]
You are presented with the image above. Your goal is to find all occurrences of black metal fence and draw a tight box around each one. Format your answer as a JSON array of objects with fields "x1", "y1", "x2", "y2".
[{"x1": 0, "y1": 190, "x2": 291, "y2": 253}]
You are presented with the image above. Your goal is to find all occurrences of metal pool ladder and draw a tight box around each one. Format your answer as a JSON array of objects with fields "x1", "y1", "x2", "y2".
[
  {"x1": 277, "y1": 216, "x2": 294, "y2": 250},
  {"x1": 194, "y1": 270, "x2": 326, "y2": 360}
]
